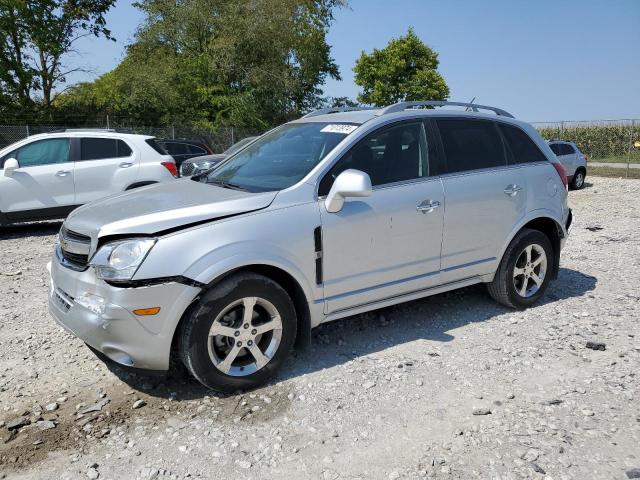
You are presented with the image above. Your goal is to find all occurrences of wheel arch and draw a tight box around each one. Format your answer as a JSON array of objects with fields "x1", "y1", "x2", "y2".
[
  {"x1": 170, "y1": 263, "x2": 313, "y2": 369},
  {"x1": 125, "y1": 181, "x2": 158, "y2": 190},
  {"x1": 498, "y1": 213, "x2": 565, "y2": 281}
]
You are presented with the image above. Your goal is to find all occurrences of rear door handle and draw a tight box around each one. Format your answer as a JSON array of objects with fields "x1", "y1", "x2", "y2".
[
  {"x1": 503, "y1": 184, "x2": 522, "y2": 196},
  {"x1": 119, "y1": 162, "x2": 134, "y2": 168},
  {"x1": 416, "y1": 200, "x2": 441, "y2": 214},
  {"x1": 55, "y1": 170, "x2": 70, "y2": 177}
]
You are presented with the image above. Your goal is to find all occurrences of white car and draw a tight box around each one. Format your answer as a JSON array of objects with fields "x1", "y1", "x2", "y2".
[{"x1": 0, "y1": 129, "x2": 177, "y2": 225}]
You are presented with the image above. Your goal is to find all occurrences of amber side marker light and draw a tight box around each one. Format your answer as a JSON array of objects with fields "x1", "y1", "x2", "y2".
[{"x1": 133, "y1": 307, "x2": 161, "y2": 316}]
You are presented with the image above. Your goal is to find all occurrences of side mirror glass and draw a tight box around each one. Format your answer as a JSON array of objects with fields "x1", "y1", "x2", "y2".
[
  {"x1": 324, "y1": 169, "x2": 372, "y2": 213},
  {"x1": 3, "y1": 158, "x2": 19, "y2": 177}
]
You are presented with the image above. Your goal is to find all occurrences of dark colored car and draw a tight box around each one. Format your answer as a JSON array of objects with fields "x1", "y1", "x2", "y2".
[
  {"x1": 179, "y1": 136, "x2": 258, "y2": 177},
  {"x1": 156, "y1": 139, "x2": 213, "y2": 169}
]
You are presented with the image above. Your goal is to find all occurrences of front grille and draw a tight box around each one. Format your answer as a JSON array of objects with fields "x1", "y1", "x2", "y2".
[
  {"x1": 180, "y1": 161, "x2": 196, "y2": 177},
  {"x1": 61, "y1": 227, "x2": 90, "y2": 243},
  {"x1": 59, "y1": 227, "x2": 91, "y2": 269},
  {"x1": 61, "y1": 250, "x2": 89, "y2": 266}
]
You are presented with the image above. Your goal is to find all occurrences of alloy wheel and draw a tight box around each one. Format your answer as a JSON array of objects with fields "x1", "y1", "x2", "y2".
[
  {"x1": 207, "y1": 297, "x2": 283, "y2": 376},
  {"x1": 512, "y1": 244, "x2": 547, "y2": 298}
]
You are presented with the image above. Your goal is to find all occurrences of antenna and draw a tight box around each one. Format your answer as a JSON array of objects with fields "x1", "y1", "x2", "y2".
[{"x1": 465, "y1": 97, "x2": 476, "y2": 112}]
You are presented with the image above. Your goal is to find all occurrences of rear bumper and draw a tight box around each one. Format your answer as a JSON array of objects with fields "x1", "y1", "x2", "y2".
[{"x1": 48, "y1": 256, "x2": 199, "y2": 371}]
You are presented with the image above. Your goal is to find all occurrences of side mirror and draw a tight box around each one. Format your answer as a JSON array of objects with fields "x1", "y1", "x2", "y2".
[
  {"x1": 3, "y1": 158, "x2": 19, "y2": 177},
  {"x1": 324, "y1": 169, "x2": 372, "y2": 213}
]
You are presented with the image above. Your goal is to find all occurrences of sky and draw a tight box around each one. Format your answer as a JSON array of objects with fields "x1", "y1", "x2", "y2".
[{"x1": 71, "y1": 0, "x2": 640, "y2": 122}]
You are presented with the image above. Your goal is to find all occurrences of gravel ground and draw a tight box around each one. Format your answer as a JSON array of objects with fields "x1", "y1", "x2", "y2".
[{"x1": 1, "y1": 176, "x2": 639, "y2": 480}]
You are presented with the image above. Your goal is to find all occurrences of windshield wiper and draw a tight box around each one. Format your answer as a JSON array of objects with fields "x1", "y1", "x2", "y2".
[{"x1": 206, "y1": 177, "x2": 247, "y2": 191}]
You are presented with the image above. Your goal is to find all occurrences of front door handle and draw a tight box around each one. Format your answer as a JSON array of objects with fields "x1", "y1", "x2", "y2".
[
  {"x1": 55, "y1": 170, "x2": 70, "y2": 177},
  {"x1": 504, "y1": 184, "x2": 523, "y2": 196},
  {"x1": 416, "y1": 200, "x2": 441, "y2": 214},
  {"x1": 119, "y1": 162, "x2": 134, "y2": 168}
]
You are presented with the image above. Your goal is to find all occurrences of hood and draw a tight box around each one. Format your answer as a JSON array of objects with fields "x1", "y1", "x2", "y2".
[{"x1": 65, "y1": 179, "x2": 277, "y2": 238}]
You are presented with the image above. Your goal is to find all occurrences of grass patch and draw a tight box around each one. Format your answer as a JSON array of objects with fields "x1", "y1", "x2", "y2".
[
  {"x1": 590, "y1": 155, "x2": 640, "y2": 164},
  {"x1": 589, "y1": 166, "x2": 640, "y2": 179}
]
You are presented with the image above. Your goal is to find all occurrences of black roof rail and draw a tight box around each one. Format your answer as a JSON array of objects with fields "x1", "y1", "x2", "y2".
[
  {"x1": 301, "y1": 106, "x2": 378, "y2": 118},
  {"x1": 379, "y1": 100, "x2": 514, "y2": 118},
  {"x1": 43, "y1": 128, "x2": 136, "y2": 134},
  {"x1": 301, "y1": 100, "x2": 514, "y2": 119}
]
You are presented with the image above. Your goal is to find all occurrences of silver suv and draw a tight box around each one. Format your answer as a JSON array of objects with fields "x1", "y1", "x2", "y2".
[
  {"x1": 548, "y1": 140, "x2": 587, "y2": 190},
  {"x1": 48, "y1": 101, "x2": 572, "y2": 392}
]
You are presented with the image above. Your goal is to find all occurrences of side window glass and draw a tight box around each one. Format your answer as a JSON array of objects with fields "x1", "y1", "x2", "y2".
[
  {"x1": 562, "y1": 144, "x2": 575, "y2": 155},
  {"x1": 117, "y1": 140, "x2": 132, "y2": 157},
  {"x1": 164, "y1": 142, "x2": 188, "y2": 155},
  {"x1": 318, "y1": 122, "x2": 429, "y2": 196},
  {"x1": 187, "y1": 144, "x2": 206, "y2": 155},
  {"x1": 80, "y1": 138, "x2": 117, "y2": 160},
  {"x1": 12, "y1": 138, "x2": 70, "y2": 167},
  {"x1": 500, "y1": 124, "x2": 547, "y2": 164},
  {"x1": 549, "y1": 143, "x2": 562, "y2": 155},
  {"x1": 436, "y1": 119, "x2": 506, "y2": 173}
]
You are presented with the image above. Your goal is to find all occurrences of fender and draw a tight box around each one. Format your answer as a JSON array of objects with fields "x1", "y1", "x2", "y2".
[
  {"x1": 185, "y1": 243, "x2": 314, "y2": 296},
  {"x1": 183, "y1": 241, "x2": 324, "y2": 339}
]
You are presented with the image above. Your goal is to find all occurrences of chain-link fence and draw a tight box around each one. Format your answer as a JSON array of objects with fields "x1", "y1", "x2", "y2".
[
  {"x1": 0, "y1": 123, "x2": 261, "y2": 153},
  {"x1": 1, "y1": 119, "x2": 639, "y2": 170},
  {"x1": 532, "y1": 119, "x2": 639, "y2": 167}
]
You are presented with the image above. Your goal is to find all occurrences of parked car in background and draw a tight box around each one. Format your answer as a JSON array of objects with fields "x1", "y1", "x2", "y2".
[
  {"x1": 179, "y1": 136, "x2": 258, "y2": 177},
  {"x1": 548, "y1": 140, "x2": 587, "y2": 190},
  {"x1": 156, "y1": 139, "x2": 213, "y2": 169},
  {"x1": 0, "y1": 129, "x2": 177, "y2": 225}
]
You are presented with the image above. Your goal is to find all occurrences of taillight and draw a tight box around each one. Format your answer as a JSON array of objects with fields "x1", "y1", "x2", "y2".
[
  {"x1": 552, "y1": 162, "x2": 568, "y2": 189},
  {"x1": 161, "y1": 161, "x2": 178, "y2": 177}
]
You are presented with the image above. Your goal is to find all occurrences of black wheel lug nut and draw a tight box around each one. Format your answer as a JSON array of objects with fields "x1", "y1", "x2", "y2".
[
  {"x1": 244, "y1": 323, "x2": 249, "y2": 329},
  {"x1": 234, "y1": 331, "x2": 240, "y2": 337},
  {"x1": 251, "y1": 329, "x2": 257, "y2": 335},
  {"x1": 237, "y1": 341, "x2": 242, "y2": 347}
]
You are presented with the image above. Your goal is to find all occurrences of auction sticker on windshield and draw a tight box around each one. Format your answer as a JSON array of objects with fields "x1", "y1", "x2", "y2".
[{"x1": 320, "y1": 124, "x2": 358, "y2": 134}]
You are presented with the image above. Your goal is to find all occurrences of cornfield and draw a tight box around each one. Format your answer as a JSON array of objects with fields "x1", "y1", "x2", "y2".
[{"x1": 534, "y1": 120, "x2": 639, "y2": 163}]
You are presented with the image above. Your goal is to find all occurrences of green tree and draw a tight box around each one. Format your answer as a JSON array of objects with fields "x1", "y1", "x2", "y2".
[
  {"x1": 353, "y1": 28, "x2": 449, "y2": 106},
  {"x1": 58, "y1": 0, "x2": 345, "y2": 128},
  {"x1": 0, "y1": 0, "x2": 116, "y2": 115}
]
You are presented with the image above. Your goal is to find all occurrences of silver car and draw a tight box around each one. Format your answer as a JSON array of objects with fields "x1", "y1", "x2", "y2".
[
  {"x1": 179, "y1": 136, "x2": 259, "y2": 177},
  {"x1": 48, "y1": 101, "x2": 572, "y2": 392},
  {"x1": 548, "y1": 140, "x2": 587, "y2": 190}
]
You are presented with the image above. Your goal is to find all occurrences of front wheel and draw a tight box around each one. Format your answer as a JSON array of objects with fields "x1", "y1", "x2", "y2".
[
  {"x1": 487, "y1": 229, "x2": 554, "y2": 309},
  {"x1": 179, "y1": 273, "x2": 297, "y2": 392}
]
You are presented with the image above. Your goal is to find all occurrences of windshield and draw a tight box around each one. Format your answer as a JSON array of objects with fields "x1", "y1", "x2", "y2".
[
  {"x1": 223, "y1": 136, "x2": 257, "y2": 156},
  {"x1": 205, "y1": 122, "x2": 356, "y2": 192}
]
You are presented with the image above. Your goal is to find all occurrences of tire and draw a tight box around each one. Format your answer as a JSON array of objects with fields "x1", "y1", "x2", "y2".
[
  {"x1": 179, "y1": 272, "x2": 297, "y2": 392},
  {"x1": 569, "y1": 169, "x2": 585, "y2": 190},
  {"x1": 487, "y1": 228, "x2": 554, "y2": 309}
]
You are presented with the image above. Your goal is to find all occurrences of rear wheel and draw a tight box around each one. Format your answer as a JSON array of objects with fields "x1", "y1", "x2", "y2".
[
  {"x1": 179, "y1": 273, "x2": 297, "y2": 392},
  {"x1": 570, "y1": 169, "x2": 585, "y2": 190},
  {"x1": 487, "y1": 229, "x2": 554, "y2": 309}
]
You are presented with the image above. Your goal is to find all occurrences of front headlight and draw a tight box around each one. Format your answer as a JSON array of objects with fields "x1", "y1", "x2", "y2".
[{"x1": 90, "y1": 238, "x2": 156, "y2": 281}]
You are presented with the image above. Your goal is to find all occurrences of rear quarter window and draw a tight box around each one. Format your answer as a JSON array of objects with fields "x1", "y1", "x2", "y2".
[
  {"x1": 549, "y1": 143, "x2": 562, "y2": 155},
  {"x1": 499, "y1": 124, "x2": 548, "y2": 164},
  {"x1": 145, "y1": 139, "x2": 168, "y2": 155},
  {"x1": 560, "y1": 144, "x2": 576, "y2": 155},
  {"x1": 436, "y1": 118, "x2": 506, "y2": 173}
]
